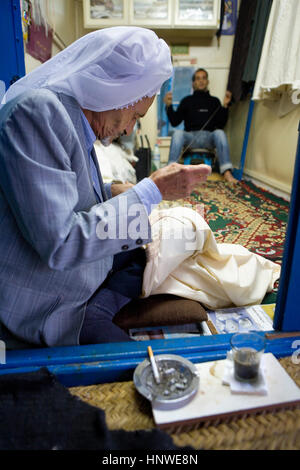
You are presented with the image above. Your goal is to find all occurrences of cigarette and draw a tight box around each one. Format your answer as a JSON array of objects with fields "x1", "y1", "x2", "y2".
[{"x1": 147, "y1": 346, "x2": 160, "y2": 384}]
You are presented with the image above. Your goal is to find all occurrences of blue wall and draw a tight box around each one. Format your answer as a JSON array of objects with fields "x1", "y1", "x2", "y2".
[{"x1": 0, "y1": 0, "x2": 25, "y2": 97}]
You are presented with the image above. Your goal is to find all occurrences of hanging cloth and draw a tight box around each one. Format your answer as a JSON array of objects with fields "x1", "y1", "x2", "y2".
[
  {"x1": 226, "y1": 0, "x2": 257, "y2": 102},
  {"x1": 242, "y1": 0, "x2": 273, "y2": 85},
  {"x1": 252, "y1": 0, "x2": 300, "y2": 116},
  {"x1": 216, "y1": 0, "x2": 225, "y2": 44}
]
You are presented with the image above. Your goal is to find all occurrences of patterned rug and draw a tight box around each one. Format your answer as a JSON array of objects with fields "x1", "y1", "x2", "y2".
[{"x1": 162, "y1": 179, "x2": 290, "y2": 304}]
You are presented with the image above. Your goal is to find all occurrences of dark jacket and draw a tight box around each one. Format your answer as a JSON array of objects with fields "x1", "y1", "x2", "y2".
[{"x1": 166, "y1": 90, "x2": 228, "y2": 132}]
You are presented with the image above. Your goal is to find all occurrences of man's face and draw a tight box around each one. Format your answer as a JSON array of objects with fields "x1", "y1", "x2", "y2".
[
  {"x1": 84, "y1": 96, "x2": 155, "y2": 146},
  {"x1": 192, "y1": 71, "x2": 209, "y2": 92}
]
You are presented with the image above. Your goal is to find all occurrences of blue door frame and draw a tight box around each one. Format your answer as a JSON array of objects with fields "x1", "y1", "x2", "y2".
[
  {"x1": 1, "y1": 332, "x2": 299, "y2": 387},
  {"x1": 273, "y1": 121, "x2": 300, "y2": 331},
  {"x1": 0, "y1": 0, "x2": 25, "y2": 93}
]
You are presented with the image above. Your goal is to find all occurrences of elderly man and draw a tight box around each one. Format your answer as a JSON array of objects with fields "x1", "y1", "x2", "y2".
[
  {"x1": 0, "y1": 27, "x2": 210, "y2": 347},
  {"x1": 164, "y1": 68, "x2": 237, "y2": 183}
]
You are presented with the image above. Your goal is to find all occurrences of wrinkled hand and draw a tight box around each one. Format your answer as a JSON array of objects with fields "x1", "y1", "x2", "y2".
[
  {"x1": 150, "y1": 163, "x2": 211, "y2": 200},
  {"x1": 111, "y1": 182, "x2": 134, "y2": 197},
  {"x1": 163, "y1": 91, "x2": 173, "y2": 107}
]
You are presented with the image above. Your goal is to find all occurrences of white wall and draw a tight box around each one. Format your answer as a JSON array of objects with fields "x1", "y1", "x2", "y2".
[
  {"x1": 25, "y1": 0, "x2": 76, "y2": 73},
  {"x1": 24, "y1": 1, "x2": 234, "y2": 151},
  {"x1": 23, "y1": 0, "x2": 299, "y2": 193},
  {"x1": 227, "y1": 97, "x2": 300, "y2": 194},
  {"x1": 141, "y1": 33, "x2": 235, "y2": 150}
]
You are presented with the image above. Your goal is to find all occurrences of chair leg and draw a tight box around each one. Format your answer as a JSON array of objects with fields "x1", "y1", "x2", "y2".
[
  {"x1": 203, "y1": 156, "x2": 212, "y2": 166},
  {"x1": 184, "y1": 156, "x2": 192, "y2": 165},
  {"x1": 184, "y1": 152, "x2": 215, "y2": 166}
]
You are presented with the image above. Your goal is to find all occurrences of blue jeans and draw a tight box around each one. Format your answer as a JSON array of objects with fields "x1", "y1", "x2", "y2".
[{"x1": 168, "y1": 129, "x2": 233, "y2": 174}]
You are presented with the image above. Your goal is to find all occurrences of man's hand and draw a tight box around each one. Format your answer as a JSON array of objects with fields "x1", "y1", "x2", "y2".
[
  {"x1": 163, "y1": 91, "x2": 173, "y2": 107},
  {"x1": 150, "y1": 163, "x2": 211, "y2": 200},
  {"x1": 111, "y1": 182, "x2": 134, "y2": 197},
  {"x1": 223, "y1": 90, "x2": 232, "y2": 108}
]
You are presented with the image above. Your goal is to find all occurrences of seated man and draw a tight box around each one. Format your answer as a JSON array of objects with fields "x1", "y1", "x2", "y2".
[
  {"x1": 164, "y1": 68, "x2": 238, "y2": 183},
  {"x1": 0, "y1": 27, "x2": 211, "y2": 348}
]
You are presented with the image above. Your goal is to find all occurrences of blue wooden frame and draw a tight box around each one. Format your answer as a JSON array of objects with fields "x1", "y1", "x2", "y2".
[
  {"x1": 273, "y1": 121, "x2": 300, "y2": 331},
  {"x1": 1, "y1": 332, "x2": 299, "y2": 387},
  {"x1": 232, "y1": 98, "x2": 255, "y2": 181}
]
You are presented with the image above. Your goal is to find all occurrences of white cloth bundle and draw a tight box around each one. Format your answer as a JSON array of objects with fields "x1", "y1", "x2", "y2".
[
  {"x1": 222, "y1": 351, "x2": 268, "y2": 396},
  {"x1": 142, "y1": 207, "x2": 281, "y2": 309},
  {"x1": 94, "y1": 140, "x2": 137, "y2": 184}
]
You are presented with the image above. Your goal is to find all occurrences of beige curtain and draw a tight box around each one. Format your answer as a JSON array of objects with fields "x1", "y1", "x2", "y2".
[{"x1": 252, "y1": 0, "x2": 300, "y2": 117}]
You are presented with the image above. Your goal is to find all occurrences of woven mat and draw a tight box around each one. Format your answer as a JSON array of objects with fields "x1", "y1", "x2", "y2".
[{"x1": 70, "y1": 357, "x2": 300, "y2": 450}]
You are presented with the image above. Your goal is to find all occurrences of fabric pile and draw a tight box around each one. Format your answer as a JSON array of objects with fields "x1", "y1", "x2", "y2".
[{"x1": 94, "y1": 140, "x2": 138, "y2": 184}]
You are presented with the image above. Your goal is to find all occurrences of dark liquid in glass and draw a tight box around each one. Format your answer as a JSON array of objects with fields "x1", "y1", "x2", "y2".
[{"x1": 234, "y1": 347, "x2": 260, "y2": 381}]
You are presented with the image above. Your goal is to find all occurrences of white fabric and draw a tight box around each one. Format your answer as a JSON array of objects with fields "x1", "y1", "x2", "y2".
[
  {"x1": 142, "y1": 207, "x2": 281, "y2": 310},
  {"x1": 94, "y1": 140, "x2": 138, "y2": 184},
  {"x1": 252, "y1": 0, "x2": 300, "y2": 116},
  {"x1": 2, "y1": 26, "x2": 172, "y2": 111}
]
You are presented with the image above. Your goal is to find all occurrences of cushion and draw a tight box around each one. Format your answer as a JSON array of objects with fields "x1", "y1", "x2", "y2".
[{"x1": 113, "y1": 294, "x2": 208, "y2": 331}]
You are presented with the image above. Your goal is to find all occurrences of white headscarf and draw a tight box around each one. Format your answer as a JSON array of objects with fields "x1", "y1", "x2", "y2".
[{"x1": 2, "y1": 26, "x2": 173, "y2": 111}]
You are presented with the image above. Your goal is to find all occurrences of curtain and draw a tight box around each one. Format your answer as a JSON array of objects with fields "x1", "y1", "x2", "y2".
[
  {"x1": 252, "y1": 0, "x2": 300, "y2": 116},
  {"x1": 242, "y1": 0, "x2": 273, "y2": 85},
  {"x1": 226, "y1": 0, "x2": 257, "y2": 102}
]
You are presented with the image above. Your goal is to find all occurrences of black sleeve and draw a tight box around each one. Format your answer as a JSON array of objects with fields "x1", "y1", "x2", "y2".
[
  {"x1": 215, "y1": 107, "x2": 229, "y2": 129},
  {"x1": 166, "y1": 98, "x2": 187, "y2": 127},
  {"x1": 212, "y1": 98, "x2": 229, "y2": 129}
]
